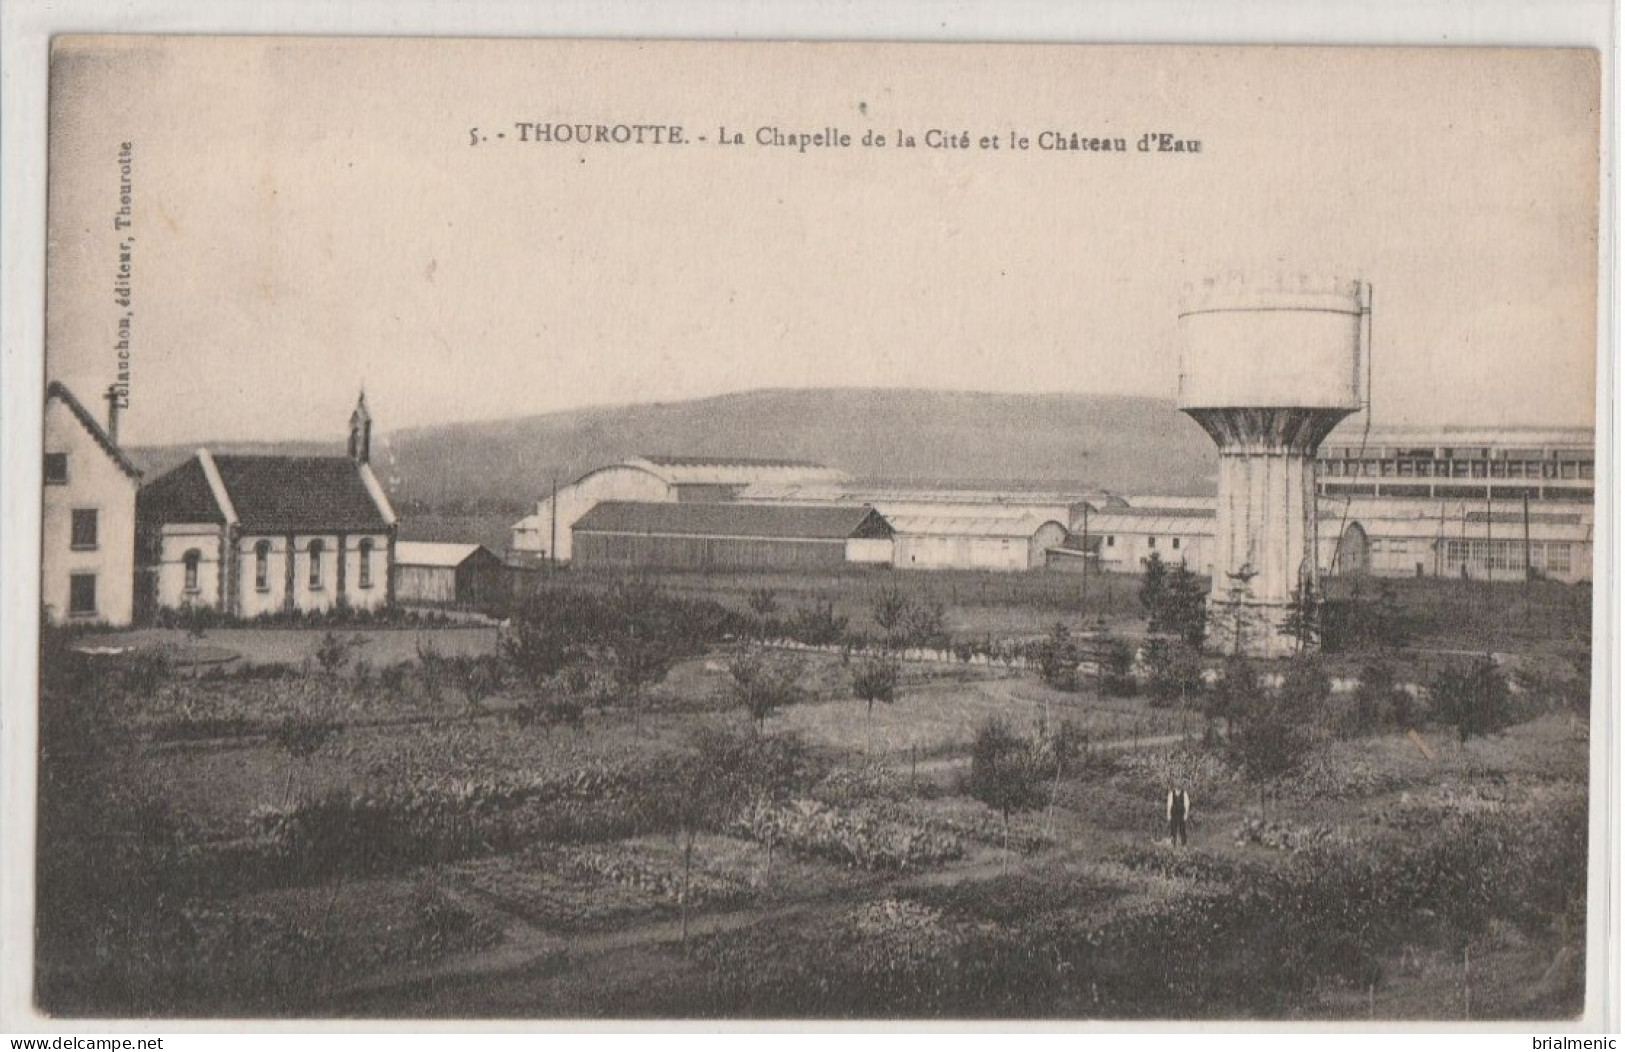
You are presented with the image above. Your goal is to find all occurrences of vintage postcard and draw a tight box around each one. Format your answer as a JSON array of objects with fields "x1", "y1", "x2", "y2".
[{"x1": 13, "y1": 34, "x2": 1607, "y2": 1027}]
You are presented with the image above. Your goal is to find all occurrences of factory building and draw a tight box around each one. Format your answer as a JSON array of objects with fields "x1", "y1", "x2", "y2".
[
  {"x1": 509, "y1": 456, "x2": 849, "y2": 565},
  {"x1": 738, "y1": 483, "x2": 1088, "y2": 572},
  {"x1": 1076, "y1": 480, "x2": 1593, "y2": 586},
  {"x1": 571, "y1": 501, "x2": 894, "y2": 572},
  {"x1": 886, "y1": 511, "x2": 1070, "y2": 572},
  {"x1": 1081, "y1": 504, "x2": 1218, "y2": 576},
  {"x1": 1317, "y1": 425, "x2": 1594, "y2": 504}
]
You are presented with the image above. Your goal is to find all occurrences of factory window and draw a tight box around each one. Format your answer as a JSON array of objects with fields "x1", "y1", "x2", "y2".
[
  {"x1": 70, "y1": 509, "x2": 98, "y2": 550},
  {"x1": 183, "y1": 549, "x2": 202, "y2": 594},
  {"x1": 1579, "y1": 462, "x2": 1594, "y2": 480},
  {"x1": 254, "y1": 540, "x2": 272, "y2": 592},
  {"x1": 69, "y1": 574, "x2": 96, "y2": 617},
  {"x1": 308, "y1": 539, "x2": 325, "y2": 590},
  {"x1": 358, "y1": 539, "x2": 375, "y2": 589},
  {"x1": 44, "y1": 453, "x2": 68, "y2": 484}
]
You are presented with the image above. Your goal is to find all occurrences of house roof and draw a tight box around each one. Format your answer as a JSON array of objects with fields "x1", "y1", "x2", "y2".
[
  {"x1": 45, "y1": 381, "x2": 141, "y2": 480},
  {"x1": 395, "y1": 541, "x2": 498, "y2": 568},
  {"x1": 573, "y1": 500, "x2": 892, "y2": 540},
  {"x1": 139, "y1": 451, "x2": 393, "y2": 533}
]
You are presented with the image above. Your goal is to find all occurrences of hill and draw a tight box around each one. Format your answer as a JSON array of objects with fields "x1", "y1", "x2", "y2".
[{"x1": 130, "y1": 388, "x2": 1220, "y2": 515}]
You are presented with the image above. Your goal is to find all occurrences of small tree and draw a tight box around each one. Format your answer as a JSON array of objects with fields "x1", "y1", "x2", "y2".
[
  {"x1": 448, "y1": 653, "x2": 503, "y2": 719},
  {"x1": 1035, "y1": 622, "x2": 1082, "y2": 691},
  {"x1": 966, "y1": 718, "x2": 1047, "y2": 862},
  {"x1": 1430, "y1": 654, "x2": 1514, "y2": 748},
  {"x1": 729, "y1": 650, "x2": 805, "y2": 733},
  {"x1": 902, "y1": 599, "x2": 950, "y2": 652},
  {"x1": 1162, "y1": 560, "x2": 1208, "y2": 647},
  {"x1": 1143, "y1": 638, "x2": 1204, "y2": 708},
  {"x1": 500, "y1": 602, "x2": 582, "y2": 691},
  {"x1": 1227, "y1": 694, "x2": 1311, "y2": 819},
  {"x1": 1207, "y1": 653, "x2": 1259, "y2": 739},
  {"x1": 1279, "y1": 581, "x2": 1322, "y2": 654},
  {"x1": 1098, "y1": 637, "x2": 1138, "y2": 697},
  {"x1": 872, "y1": 587, "x2": 912, "y2": 651},
  {"x1": 315, "y1": 631, "x2": 367, "y2": 677},
  {"x1": 852, "y1": 654, "x2": 900, "y2": 753},
  {"x1": 1348, "y1": 660, "x2": 1408, "y2": 736},
  {"x1": 1139, "y1": 551, "x2": 1169, "y2": 630},
  {"x1": 270, "y1": 705, "x2": 342, "y2": 803},
  {"x1": 747, "y1": 588, "x2": 780, "y2": 641},
  {"x1": 789, "y1": 595, "x2": 848, "y2": 647}
]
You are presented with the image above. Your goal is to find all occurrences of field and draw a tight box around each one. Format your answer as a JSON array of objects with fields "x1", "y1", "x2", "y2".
[{"x1": 34, "y1": 570, "x2": 1592, "y2": 1020}]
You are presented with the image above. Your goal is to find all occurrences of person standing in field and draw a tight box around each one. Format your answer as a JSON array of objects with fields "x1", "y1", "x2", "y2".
[{"x1": 1166, "y1": 786, "x2": 1191, "y2": 846}]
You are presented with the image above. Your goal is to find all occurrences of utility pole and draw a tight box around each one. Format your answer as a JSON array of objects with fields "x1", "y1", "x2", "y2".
[
  {"x1": 1523, "y1": 490, "x2": 1533, "y2": 595},
  {"x1": 549, "y1": 477, "x2": 558, "y2": 572}
]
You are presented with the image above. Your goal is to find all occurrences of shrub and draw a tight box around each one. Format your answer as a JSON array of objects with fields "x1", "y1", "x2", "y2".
[
  {"x1": 729, "y1": 649, "x2": 806, "y2": 732},
  {"x1": 966, "y1": 718, "x2": 1047, "y2": 851},
  {"x1": 314, "y1": 631, "x2": 368, "y2": 676},
  {"x1": 1430, "y1": 654, "x2": 1515, "y2": 745},
  {"x1": 788, "y1": 595, "x2": 848, "y2": 647},
  {"x1": 1142, "y1": 638, "x2": 1204, "y2": 708},
  {"x1": 1034, "y1": 622, "x2": 1081, "y2": 691},
  {"x1": 1098, "y1": 638, "x2": 1138, "y2": 697}
]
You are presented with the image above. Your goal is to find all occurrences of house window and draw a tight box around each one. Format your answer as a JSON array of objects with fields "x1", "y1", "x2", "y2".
[
  {"x1": 69, "y1": 574, "x2": 96, "y2": 616},
  {"x1": 183, "y1": 549, "x2": 202, "y2": 593},
  {"x1": 1106, "y1": 536, "x2": 1115, "y2": 547},
  {"x1": 70, "y1": 509, "x2": 98, "y2": 550},
  {"x1": 44, "y1": 453, "x2": 68, "y2": 485},
  {"x1": 254, "y1": 540, "x2": 272, "y2": 591},
  {"x1": 358, "y1": 538, "x2": 374, "y2": 588},
  {"x1": 1148, "y1": 537, "x2": 1157, "y2": 548},
  {"x1": 308, "y1": 539, "x2": 325, "y2": 590},
  {"x1": 1172, "y1": 537, "x2": 1181, "y2": 550}
]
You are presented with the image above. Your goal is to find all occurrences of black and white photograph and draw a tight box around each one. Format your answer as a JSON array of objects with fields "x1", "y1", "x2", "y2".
[{"x1": 5, "y1": 28, "x2": 1609, "y2": 1030}]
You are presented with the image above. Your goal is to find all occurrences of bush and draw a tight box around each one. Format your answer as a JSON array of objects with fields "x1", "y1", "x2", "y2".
[
  {"x1": 1034, "y1": 622, "x2": 1081, "y2": 691},
  {"x1": 729, "y1": 649, "x2": 806, "y2": 731},
  {"x1": 1431, "y1": 654, "x2": 1515, "y2": 745}
]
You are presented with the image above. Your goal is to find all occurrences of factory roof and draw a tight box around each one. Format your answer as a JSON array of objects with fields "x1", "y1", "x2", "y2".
[
  {"x1": 573, "y1": 501, "x2": 893, "y2": 540},
  {"x1": 885, "y1": 512, "x2": 1067, "y2": 538},
  {"x1": 1087, "y1": 513, "x2": 1215, "y2": 536}
]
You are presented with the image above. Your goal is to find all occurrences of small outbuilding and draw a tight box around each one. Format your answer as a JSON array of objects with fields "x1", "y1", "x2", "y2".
[{"x1": 392, "y1": 541, "x2": 506, "y2": 608}]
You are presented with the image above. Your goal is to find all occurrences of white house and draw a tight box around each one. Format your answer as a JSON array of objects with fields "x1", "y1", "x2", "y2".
[
  {"x1": 136, "y1": 394, "x2": 398, "y2": 617},
  {"x1": 42, "y1": 382, "x2": 142, "y2": 626}
]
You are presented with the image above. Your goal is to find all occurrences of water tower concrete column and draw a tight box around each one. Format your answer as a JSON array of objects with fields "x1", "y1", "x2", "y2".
[{"x1": 1177, "y1": 276, "x2": 1368, "y2": 657}]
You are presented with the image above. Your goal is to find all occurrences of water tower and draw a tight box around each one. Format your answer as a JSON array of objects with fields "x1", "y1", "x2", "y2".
[{"x1": 1178, "y1": 275, "x2": 1369, "y2": 657}]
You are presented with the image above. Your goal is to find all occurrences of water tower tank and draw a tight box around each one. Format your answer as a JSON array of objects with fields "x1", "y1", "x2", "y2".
[{"x1": 1177, "y1": 276, "x2": 1368, "y2": 657}]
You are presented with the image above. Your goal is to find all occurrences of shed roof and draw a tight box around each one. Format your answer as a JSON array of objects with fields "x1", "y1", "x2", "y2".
[
  {"x1": 395, "y1": 541, "x2": 498, "y2": 568},
  {"x1": 574, "y1": 500, "x2": 891, "y2": 540}
]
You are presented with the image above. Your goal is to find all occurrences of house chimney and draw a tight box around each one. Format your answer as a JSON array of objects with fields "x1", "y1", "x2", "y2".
[
  {"x1": 104, "y1": 385, "x2": 121, "y2": 446},
  {"x1": 348, "y1": 390, "x2": 372, "y2": 464}
]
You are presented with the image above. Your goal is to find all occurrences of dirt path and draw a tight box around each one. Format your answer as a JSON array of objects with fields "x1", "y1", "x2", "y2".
[{"x1": 328, "y1": 842, "x2": 1090, "y2": 1013}]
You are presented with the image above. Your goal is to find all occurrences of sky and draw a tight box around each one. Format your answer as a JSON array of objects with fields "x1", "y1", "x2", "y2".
[{"x1": 45, "y1": 39, "x2": 1600, "y2": 446}]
